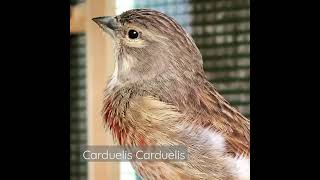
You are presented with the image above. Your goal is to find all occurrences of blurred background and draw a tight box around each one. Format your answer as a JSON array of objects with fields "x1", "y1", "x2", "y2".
[{"x1": 70, "y1": 0, "x2": 250, "y2": 179}]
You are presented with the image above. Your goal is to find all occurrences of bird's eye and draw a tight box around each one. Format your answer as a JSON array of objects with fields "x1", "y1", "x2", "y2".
[{"x1": 128, "y1": 29, "x2": 139, "y2": 39}]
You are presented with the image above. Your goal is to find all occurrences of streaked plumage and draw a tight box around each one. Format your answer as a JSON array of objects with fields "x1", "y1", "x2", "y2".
[{"x1": 93, "y1": 9, "x2": 250, "y2": 180}]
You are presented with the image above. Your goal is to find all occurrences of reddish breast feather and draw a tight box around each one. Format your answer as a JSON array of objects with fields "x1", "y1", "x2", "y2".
[
  {"x1": 103, "y1": 100, "x2": 127, "y2": 145},
  {"x1": 137, "y1": 135, "x2": 146, "y2": 146},
  {"x1": 104, "y1": 99, "x2": 147, "y2": 146}
]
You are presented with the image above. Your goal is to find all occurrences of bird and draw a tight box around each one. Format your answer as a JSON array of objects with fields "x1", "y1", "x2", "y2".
[{"x1": 92, "y1": 9, "x2": 250, "y2": 180}]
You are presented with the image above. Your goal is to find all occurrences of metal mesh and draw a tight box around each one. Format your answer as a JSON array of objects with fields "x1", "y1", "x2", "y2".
[{"x1": 70, "y1": 33, "x2": 87, "y2": 180}]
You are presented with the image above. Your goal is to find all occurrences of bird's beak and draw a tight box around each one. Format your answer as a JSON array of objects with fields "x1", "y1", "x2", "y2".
[{"x1": 92, "y1": 16, "x2": 119, "y2": 31}]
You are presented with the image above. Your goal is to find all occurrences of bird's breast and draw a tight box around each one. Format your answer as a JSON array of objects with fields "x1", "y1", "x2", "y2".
[
  {"x1": 103, "y1": 97, "x2": 147, "y2": 146},
  {"x1": 103, "y1": 98, "x2": 127, "y2": 145}
]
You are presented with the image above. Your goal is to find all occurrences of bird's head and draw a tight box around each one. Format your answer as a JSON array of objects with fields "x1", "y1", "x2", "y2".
[{"x1": 92, "y1": 9, "x2": 204, "y2": 84}]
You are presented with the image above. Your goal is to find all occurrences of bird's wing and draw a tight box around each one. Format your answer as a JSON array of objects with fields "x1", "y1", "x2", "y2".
[
  {"x1": 199, "y1": 84, "x2": 250, "y2": 157},
  {"x1": 126, "y1": 92, "x2": 250, "y2": 157},
  {"x1": 219, "y1": 117, "x2": 250, "y2": 157},
  {"x1": 125, "y1": 95, "x2": 237, "y2": 179}
]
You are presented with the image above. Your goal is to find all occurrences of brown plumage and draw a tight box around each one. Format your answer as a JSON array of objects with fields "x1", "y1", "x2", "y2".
[{"x1": 93, "y1": 9, "x2": 250, "y2": 180}]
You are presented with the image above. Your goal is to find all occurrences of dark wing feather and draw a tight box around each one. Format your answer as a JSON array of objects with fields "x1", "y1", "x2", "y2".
[{"x1": 200, "y1": 83, "x2": 250, "y2": 157}]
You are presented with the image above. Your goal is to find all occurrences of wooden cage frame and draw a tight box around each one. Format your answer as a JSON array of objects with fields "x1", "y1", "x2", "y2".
[{"x1": 70, "y1": 1, "x2": 119, "y2": 180}]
